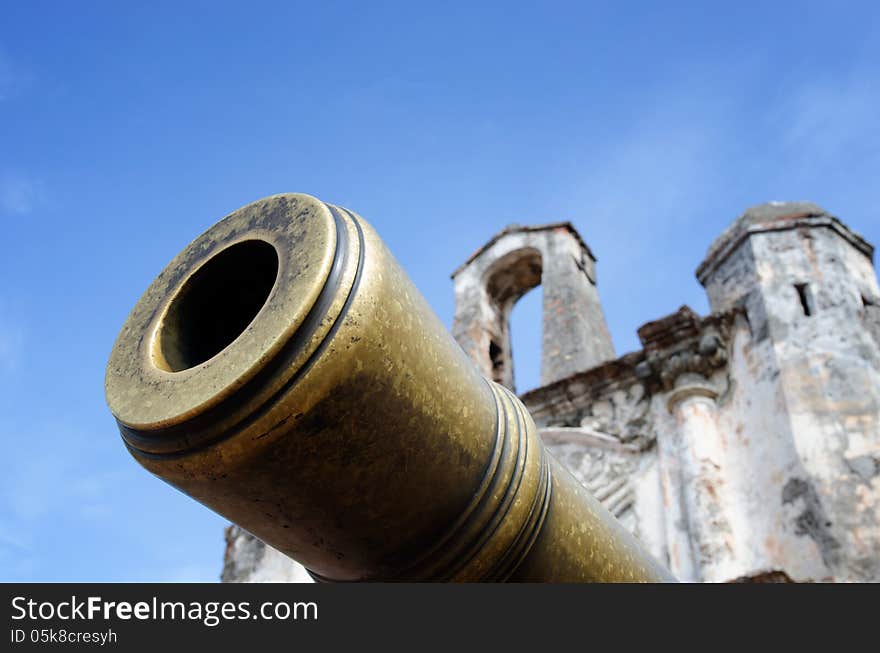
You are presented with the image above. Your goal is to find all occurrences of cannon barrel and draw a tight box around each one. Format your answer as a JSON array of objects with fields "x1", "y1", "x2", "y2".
[{"x1": 105, "y1": 193, "x2": 674, "y2": 582}]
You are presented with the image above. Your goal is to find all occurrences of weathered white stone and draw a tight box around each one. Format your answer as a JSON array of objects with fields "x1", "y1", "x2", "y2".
[
  {"x1": 222, "y1": 526, "x2": 313, "y2": 583},
  {"x1": 451, "y1": 223, "x2": 614, "y2": 391}
]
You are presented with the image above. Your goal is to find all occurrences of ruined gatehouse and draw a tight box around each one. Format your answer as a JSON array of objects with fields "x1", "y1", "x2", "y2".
[{"x1": 224, "y1": 201, "x2": 880, "y2": 583}]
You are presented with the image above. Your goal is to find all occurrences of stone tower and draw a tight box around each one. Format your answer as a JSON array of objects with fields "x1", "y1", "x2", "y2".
[
  {"x1": 451, "y1": 223, "x2": 614, "y2": 392},
  {"x1": 694, "y1": 201, "x2": 880, "y2": 581}
]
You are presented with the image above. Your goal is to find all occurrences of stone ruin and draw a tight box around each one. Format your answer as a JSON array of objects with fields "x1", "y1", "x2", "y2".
[{"x1": 223, "y1": 201, "x2": 880, "y2": 582}]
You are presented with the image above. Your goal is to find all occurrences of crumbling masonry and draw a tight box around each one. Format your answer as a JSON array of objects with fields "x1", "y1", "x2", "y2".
[{"x1": 223, "y1": 201, "x2": 880, "y2": 582}]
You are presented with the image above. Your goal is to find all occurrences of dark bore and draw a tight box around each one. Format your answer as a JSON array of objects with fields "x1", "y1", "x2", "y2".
[{"x1": 157, "y1": 240, "x2": 279, "y2": 372}]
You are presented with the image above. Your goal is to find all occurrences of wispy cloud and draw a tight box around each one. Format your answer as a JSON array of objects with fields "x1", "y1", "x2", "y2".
[
  {"x1": 0, "y1": 49, "x2": 14, "y2": 102},
  {"x1": 0, "y1": 174, "x2": 46, "y2": 216},
  {"x1": 0, "y1": 421, "x2": 128, "y2": 580},
  {"x1": 0, "y1": 47, "x2": 34, "y2": 103},
  {"x1": 0, "y1": 522, "x2": 31, "y2": 554},
  {"x1": 0, "y1": 312, "x2": 24, "y2": 373},
  {"x1": 1, "y1": 430, "x2": 123, "y2": 525},
  {"x1": 0, "y1": 415, "x2": 224, "y2": 581},
  {"x1": 573, "y1": 121, "x2": 723, "y2": 240},
  {"x1": 562, "y1": 65, "x2": 748, "y2": 257},
  {"x1": 559, "y1": 80, "x2": 737, "y2": 351},
  {"x1": 767, "y1": 70, "x2": 880, "y2": 213},
  {"x1": 0, "y1": 517, "x2": 35, "y2": 579},
  {"x1": 780, "y1": 74, "x2": 880, "y2": 161}
]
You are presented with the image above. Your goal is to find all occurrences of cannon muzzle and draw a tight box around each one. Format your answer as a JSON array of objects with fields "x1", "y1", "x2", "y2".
[{"x1": 105, "y1": 193, "x2": 674, "y2": 582}]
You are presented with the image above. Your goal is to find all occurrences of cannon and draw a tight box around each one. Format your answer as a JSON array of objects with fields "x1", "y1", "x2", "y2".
[{"x1": 105, "y1": 193, "x2": 674, "y2": 582}]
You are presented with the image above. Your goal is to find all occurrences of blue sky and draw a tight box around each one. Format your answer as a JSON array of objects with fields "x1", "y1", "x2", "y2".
[{"x1": 1, "y1": 1, "x2": 878, "y2": 581}]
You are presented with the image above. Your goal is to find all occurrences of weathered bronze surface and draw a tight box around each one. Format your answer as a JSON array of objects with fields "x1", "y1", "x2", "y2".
[{"x1": 105, "y1": 193, "x2": 675, "y2": 582}]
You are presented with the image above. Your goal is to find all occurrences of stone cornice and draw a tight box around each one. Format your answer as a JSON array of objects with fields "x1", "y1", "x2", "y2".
[
  {"x1": 521, "y1": 307, "x2": 738, "y2": 427},
  {"x1": 521, "y1": 349, "x2": 645, "y2": 419},
  {"x1": 637, "y1": 306, "x2": 734, "y2": 391},
  {"x1": 696, "y1": 207, "x2": 874, "y2": 286},
  {"x1": 451, "y1": 221, "x2": 596, "y2": 278}
]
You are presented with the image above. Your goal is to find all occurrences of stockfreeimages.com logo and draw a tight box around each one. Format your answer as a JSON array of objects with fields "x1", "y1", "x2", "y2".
[{"x1": 11, "y1": 596, "x2": 318, "y2": 628}]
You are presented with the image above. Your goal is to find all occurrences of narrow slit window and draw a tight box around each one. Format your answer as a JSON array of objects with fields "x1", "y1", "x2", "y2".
[
  {"x1": 794, "y1": 283, "x2": 814, "y2": 317},
  {"x1": 489, "y1": 340, "x2": 504, "y2": 371}
]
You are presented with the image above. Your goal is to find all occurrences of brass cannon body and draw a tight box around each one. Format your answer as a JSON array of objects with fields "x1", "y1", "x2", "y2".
[{"x1": 105, "y1": 193, "x2": 674, "y2": 582}]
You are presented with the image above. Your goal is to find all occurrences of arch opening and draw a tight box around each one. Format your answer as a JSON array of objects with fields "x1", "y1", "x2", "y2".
[
  {"x1": 483, "y1": 247, "x2": 543, "y2": 392},
  {"x1": 510, "y1": 286, "x2": 543, "y2": 393}
]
